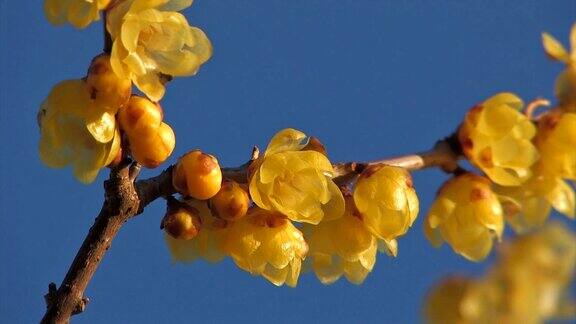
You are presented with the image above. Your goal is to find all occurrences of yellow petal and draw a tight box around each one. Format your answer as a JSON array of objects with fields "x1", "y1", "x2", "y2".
[
  {"x1": 320, "y1": 180, "x2": 345, "y2": 221},
  {"x1": 103, "y1": 128, "x2": 121, "y2": 166},
  {"x1": 378, "y1": 239, "x2": 398, "y2": 257},
  {"x1": 158, "y1": 0, "x2": 193, "y2": 11},
  {"x1": 133, "y1": 72, "x2": 165, "y2": 102},
  {"x1": 264, "y1": 128, "x2": 307, "y2": 156},
  {"x1": 86, "y1": 110, "x2": 116, "y2": 143},
  {"x1": 67, "y1": 0, "x2": 100, "y2": 29},
  {"x1": 542, "y1": 32, "x2": 570, "y2": 63},
  {"x1": 547, "y1": 179, "x2": 575, "y2": 218},
  {"x1": 44, "y1": 0, "x2": 70, "y2": 25}
]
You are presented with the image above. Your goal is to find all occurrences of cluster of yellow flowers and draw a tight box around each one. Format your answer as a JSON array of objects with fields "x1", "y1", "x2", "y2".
[
  {"x1": 40, "y1": 1, "x2": 575, "y2": 288},
  {"x1": 165, "y1": 129, "x2": 419, "y2": 286},
  {"x1": 424, "y1": 25, "x2": 576, "y2": 261},
  {"x1": 39, "y1": 0, "x2": 211, "y2": 183},
  {"x1": 424, "y1": 222, "x2": 576, "y2": 324}
]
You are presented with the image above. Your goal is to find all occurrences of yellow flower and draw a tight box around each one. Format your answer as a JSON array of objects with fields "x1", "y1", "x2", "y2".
[
  {"x1": 496, "y1": 172, "x2": 575, "y2": 233},
  {"x1": 221, "y1": 208, "x2": 308, "y2": 287},
  {"x1": 38, "y1": 80, "x2": 120, "y2": 184},
  {"x1": 249, "y1": 128, "x2": 345, "y2": 225},
  {"x1": 424, "y1": 223, "x2": 576, "y2": 324},
  {"x1": 107, "y1": 0, "x2": 212, "y2": 101},
  {"x1": 534, "y1": 110, "x2": 576, "y2": 180},
  {"x1": 44, "y1": 0, "x2": 110, "y2": 28},
  {"x1": 458, "y1": 93, "x2": 539, "y2": 186},
  {"x1": 488, "y1": 223, "x2": 576, "y2": 322},
  {"x1": 303, "y1": 196, "x2": 378, "y2": 285},
  {"x1": 542, "y1": 24, "x2": 576, "y2": 112},
  {"x1": 423, "y1": 277, "x2": 474, "y2": 324},
  {"x1": 424, "y1": 173, "x2": 504, "y2": 261},
  {"x1": 164, "y1": 198, "x2": 229, "y2": 263},
  {"x1": 353, "y1": 164, "x2": 419, "y2": 241}
]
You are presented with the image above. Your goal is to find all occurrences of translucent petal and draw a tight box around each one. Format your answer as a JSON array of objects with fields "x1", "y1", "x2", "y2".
[
  {"x1": 151, "y1": 49, "x2": 201, "y2": 77},
  {"x1": 130, "y1": 0, "x2": 169, "y2": 12},
  {"x1": 378, "y1": 239, "x2": 398, "y2": 257},
  {"x1": 158, "y1": 0, "x2": 193, "y2": 12},
  {"x1": 86, "y1": 110, "x2": 116, "y2": 143},
  {"x1": 264, "y1": 128, "x2": 307, "y2": 156},
  {"x1": 110, "y1": 41, "x2": 131, "y2": 78},
  {"x1": 103, "y1": 128, "x2": 122, "y2": 166},
  {"x1": 343, "y1": 259, "x2": 371, "y2": 285},
  {"x1": 477, "y1": 104, "x2": 522, "y2": 138},
  {"x1": 188, "y1": 27, "x2": 213, "y2": 64},
  {"x1": 483, "y1": 92, "x2": 524, "y2": 111},
  {"x1": 547, "y1": 179, "x2": 575, "y2": 218},
  {"x1": 312, "y1": 254, "x2": 342, "y2": 285},
  {"x1": 320, "y1": 180, "x2": 345, "y2": 221},
  {"x1": 120, "y1": 15, "x2": 142, "y2": 52},
  {"x1": 332, "y1": 212, "x2": 374, "y2": 260},
  {"x1": 424, "y1": 216, "x2": 444, "y2": 248},
  {"x1": 44, "y1": 0, "x2": 71, "y2": 25},
  {"x1": 285, "y1": 260, "x2": 301, "y2": 287},
  {"x1": 67, "y1": 0, "x2": 100, "y2": 29},
  {"x1": 261, "y1": 264, "x2": 288, "y2": 287},
  {"x1": 542, "y1": 32, "x2": 570, "y2": 63},
  {"x1": 133, "y1": 71, "x2": 165, "y2": 102}
]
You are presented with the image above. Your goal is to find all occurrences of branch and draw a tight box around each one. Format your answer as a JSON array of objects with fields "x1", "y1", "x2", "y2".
[{"x1": 40, "y1": 138, "x2": 461, "y2": 323}]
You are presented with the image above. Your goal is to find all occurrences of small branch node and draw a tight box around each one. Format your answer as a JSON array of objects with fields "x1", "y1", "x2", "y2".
[
  {"x1": 44, "y1": 282, "x2": 58, "y2": 308},
  {"x1": 251, "y1": 146, "x2": 260, "y2": 161},
  {"x1": 72, "y1": 297, "x2": 90, "y2": 315},
  {"x1": 129, "y1": 162, "x2": 142, "y2": 182}
]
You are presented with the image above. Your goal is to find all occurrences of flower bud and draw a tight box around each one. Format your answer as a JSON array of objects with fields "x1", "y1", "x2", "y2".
[
  {"x1": 161, "y1": 199, "x2": 202, "y2": 240},
  {"x1": 210, "y1": 180, "x2": 249, "y2": 220},
  {"x1": 129, "y1": 122, "x2": 175, "y2": 168},
  {"x1": 173, "y1": 150, "x2": 222, "y2": 200},
  {"x1": 117, "y1": 96, "x2": 163, "y2": 136},
  {"x1": 86, "y1": 54, "x2": 131, "y2": 110}
]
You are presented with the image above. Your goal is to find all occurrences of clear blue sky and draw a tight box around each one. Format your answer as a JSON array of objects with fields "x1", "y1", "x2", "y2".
[{"x1": 1, "y1": 1, "x2": 575, "y2": 323}]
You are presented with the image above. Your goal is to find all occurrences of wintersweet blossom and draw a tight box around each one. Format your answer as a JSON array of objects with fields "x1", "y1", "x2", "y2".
[
  {"x1": 497, "y1": 172, "x2": 575, "y2": 233},
  {"x1": 38, "y1": 80, "x2": 120, "y2": 183},
  {"x1": 424, "y1": 173, "x2": 504, "y2": 261},
  {"x1": 458, "y1": 93, "x2": 539, "y2": 186},
  {"x1": 534, "y1": 110, "x2": 576, "y2": 180},
  {"x1": 353, "y1": 164, "x2": 419, "y2": 241},
  {"x1": 303, "y1": 196, "x2": 378, "y2": 285},
  {"x1": 249, "y1": 128, "x2": 345, "y2": 225},
  {"x1": 221, "y1": 208, "x2": 308, "y2": 287},
  {"x1": 107, "y1": 0, "x2": 212, "y2": 101}
]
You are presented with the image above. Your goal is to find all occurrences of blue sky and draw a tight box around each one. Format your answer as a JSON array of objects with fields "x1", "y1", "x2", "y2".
[{"x1": 0, "y1": 0, "x2": 575, "y2": 323}]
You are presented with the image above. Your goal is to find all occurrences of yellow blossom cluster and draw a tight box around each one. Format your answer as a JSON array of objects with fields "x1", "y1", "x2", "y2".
[
  {"x1": 166, "y1": 129, "x2": 419, "y2": 286},
  {"x1": 40, "y1": 0, "x2": 575, "y2": 292},
  {"x1": 424, "y1": 25, "x2": 576, "y2": 261},
  {"x1": 39, "y1": 0, "x2": 211, "y2": 183},
  {"x1": 424, "y1": 222, "x2": 576, "y2": 324}
]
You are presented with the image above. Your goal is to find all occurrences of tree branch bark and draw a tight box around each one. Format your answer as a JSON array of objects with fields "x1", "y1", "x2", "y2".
[{"x1": 40, "y1": 139, "x2": 461, "y2": 323}]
